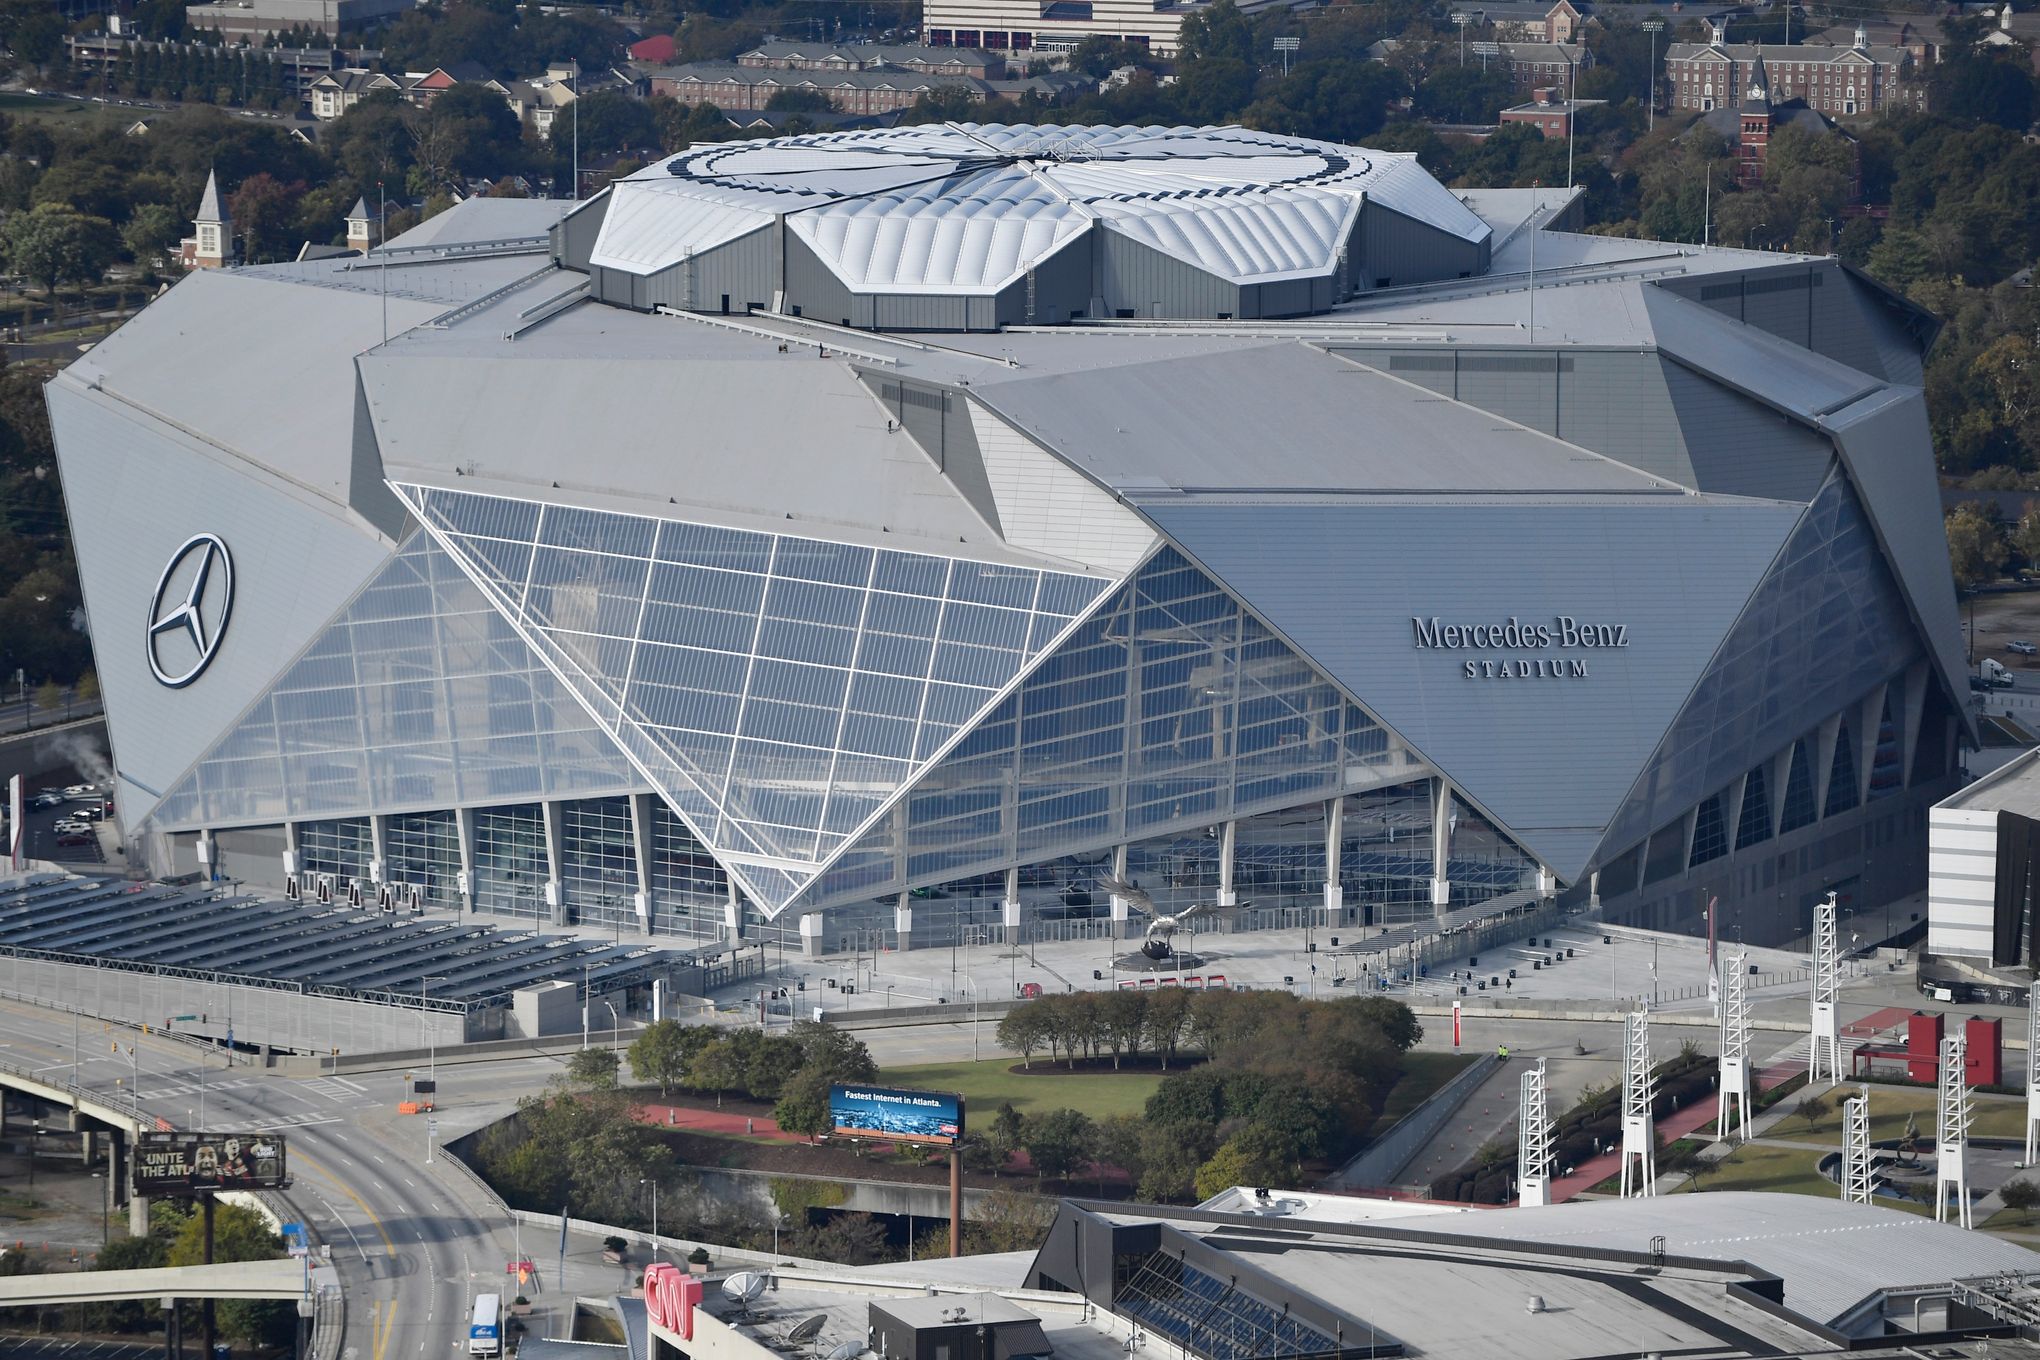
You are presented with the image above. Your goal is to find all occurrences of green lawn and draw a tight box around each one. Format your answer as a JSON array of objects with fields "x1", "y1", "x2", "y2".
[
  {"x1": 1778, "y1": 1085, "x2": 2028, "y2": 1145},
  {"x1": 0, "y1": 93, "x2": 107, "y2": 124},
  {"x1": 882, "y1": 1058, "x2": 1165, "y2": 1119},
  {"x1": 1674, "y1": 1143, "x2": 1844, "y2": 1199}
]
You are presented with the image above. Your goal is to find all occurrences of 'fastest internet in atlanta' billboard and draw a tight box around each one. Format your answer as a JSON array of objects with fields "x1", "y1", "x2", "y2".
[{"x1": 829, "y1": 1084, "x2": 965, "y2": 1145}]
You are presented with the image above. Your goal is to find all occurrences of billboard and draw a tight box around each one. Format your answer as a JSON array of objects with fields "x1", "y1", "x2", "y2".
[
  {"x1": 132, "y1": 1131, "x2": 288, "y2": 1195},
  {"x1": 829, "y1": 1084, "x2": 964, "y2": 1145}
]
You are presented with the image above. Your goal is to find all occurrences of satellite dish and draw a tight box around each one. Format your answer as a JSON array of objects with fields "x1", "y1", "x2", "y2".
[
  {"x1": 725, "y1": 1272, "x2": 768, "y2": 1304},
  {"x1": 825, "y1": 1343, "x2": 865, "y2": 1360},
  {"x1": 787, "y1": 1316, "x2": 828, "y2": 1344}
]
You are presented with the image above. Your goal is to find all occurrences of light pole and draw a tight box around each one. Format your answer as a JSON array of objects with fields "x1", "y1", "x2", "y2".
[
  {"x1": 640, "y1": 1176, "x2": 659, "y2": 1252},
  {"x1": 1642, "y1": 19, "x2": 1664, "y2": 131},
  {"x1": 421, "y1": 974, "x2": 448, "y2": 1093},
  {"x1": 1747, "y1": 222, "x2": 1767, "y2": 249},
  {"x1": 582, "y1": 961, "x2": 592, "y2": 1050},
  {"x1": 602, "y1": 1000, "x2": 621, "y2": 1057},
  {"x1": 1451, "y1": 11, "x2": 1470, "y2": 64}
]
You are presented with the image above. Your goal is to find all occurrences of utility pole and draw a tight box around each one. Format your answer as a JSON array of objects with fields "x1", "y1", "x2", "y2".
[{"x1": 1451, "y1": 11, "x2": 1470, "y2": 64}]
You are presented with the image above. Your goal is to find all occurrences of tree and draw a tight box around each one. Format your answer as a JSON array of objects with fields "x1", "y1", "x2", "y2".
[
  {"x1": 765, "y1": 87, "x2": 836, "y2": 114},
  {"x1": 1144, "y1": 987, "x2": 1192, "y2": 1068},
  {"x1": 121, "y1": 203, "x2": 183, "y2": 267},
  {"x1": 2001, "y1": 1177, "x2": 2040, "y2": 1223},
  {"x1": 568, "y1": 1045, "x2": 621, "y2": 1089},
  {"x1": 167, "y1": 1200, "x2": 291, "y2": 1345},
  {"x1": 966, "y1": 1188, "x2": 1056, "y2": 1253},
  {"x1": 1020, "y1": 1107, "x2": 1095, "y2": 1183},
  {"x1": 3, "y1": 203, "x2": 119, "y2": 297},
  {"x1": 996, "y1": 1003, "x2": 1049, "y2": 1068},
  {"x1": 773, "y1": 1065, "x2": 832, "y2": 1141},
  {"x1": 1096, "y1": 990, "x2": 1148, "y2": 1068},
  {"x1": 629, "y1": 1019, "x2": 698, "y2": 1095},
  {"x1": 31, "y1": 678, "x2": 58, "y2": 717},
  {"x1": 1136, "y1": 1122, "x2": 1212, "y2": 1203},
  {"x1": 1946, "y1": 504, "x2": 2010, "y2": 590},
  {"x1": 225, "y1": 171, "x2": 307, "y2": 263},
  {"x1": 1794, "y1": 1092, "x2": 1832, "y2": 1136},
  {"x1": 788, "y1": 1019, "x2": 877, "y2": 1084},
  {"x1": 1194, "y1": 1125, "x2": 1299, "y2": 1201},
  {"x1": 1415, "y1": 65, "x2": 1515, "y2": 123},
  {"x1": 2013, "y1": 501, "x2": 2040, "y2": 570}
]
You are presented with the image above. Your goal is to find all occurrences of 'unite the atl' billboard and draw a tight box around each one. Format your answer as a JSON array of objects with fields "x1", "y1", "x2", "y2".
[
  {"x1": 829, "y1": 1084, "x2": 964, "y2": 1145},
  {"x1": 132, "y1": 1131, "x2": 289, "y2": 1195}
]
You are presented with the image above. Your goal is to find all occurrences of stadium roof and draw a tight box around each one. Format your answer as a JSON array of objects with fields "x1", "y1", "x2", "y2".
[{"x1": 577, "y1": 124, "x2": 1492, "y2": 294}]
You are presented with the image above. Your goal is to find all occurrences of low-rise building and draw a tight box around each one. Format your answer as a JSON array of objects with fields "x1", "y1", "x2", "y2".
[
  {"x1": 67, "y1": 32, "x2": 346, "y2": 100},
  {"x1": 648, "y1": 62, "x2": 994, "y2": 114},
  {"x1": 736, "y1": 41, "x2": 1008, "y2": 78},
  {"x1": 1682, "y1": 60, "x2": 1861, "y2": 196},
  {"x1": 1497, "y1": 85, "x2": 1603, "y2": 136},
  {"x1": 1492, "y1": 41, "x2": 1590, "y2": 92},
  {"x1": 183, "y1": 0, "x2": 410, "y2": 40},
  {"x1": 1666, "y1": 21, "x2": 1923, "y2": 115},
  {"x1": 307, "y1": 67, "x2": 401, "y2": 119}
]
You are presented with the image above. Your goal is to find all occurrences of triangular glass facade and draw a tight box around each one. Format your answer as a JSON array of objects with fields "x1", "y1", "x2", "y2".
[
  {"x1": 396, "y1": 484, "x2": 1116, "y2": 912},
  {"x1": 805, "y1": 545, "x2": 1440, "y2": 910},
  {"x1": 1594, "y1": 466, "x2": 1922, "y2": 865},
  {"x1": 151, "y1": 531, "x2": 645, "y2": 831}
]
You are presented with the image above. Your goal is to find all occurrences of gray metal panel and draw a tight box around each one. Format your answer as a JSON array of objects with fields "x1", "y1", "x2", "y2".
[
  {"x1": 346, "y1": 374, "x2": 411, "y2": 539},
  {"x1": 45, "y1": 379, "x2": 395, "y2": 829},
  {"x1": 1095, "y1": 229, "x2": 1242, "y2": 320},
  {"x1": 861, "y1": 373, "x2": 1003, "y2": 533},
  {"x1": 1808, "y1": 267, "x2": 1894, "y2": 381},
  {"x1": 62, "y1": 270, "x2": 446, "y2": 531},
  {"x1": 1147, "y1": 497, "x2": 1803, "y2": 878},
  {"x1": 1739, "y1": 267, "x2": 1816, "y2": 349},
  {"x1": 872, "y1": 294, "x2": 973, "y2": 331},
  {"x1": 1454, "y1": 350, "x2": 1561, "y2": 436},
  {"x1": 1355, "y1": 348, "x2": 1454, "y2": 397},
  {"x1": 639, "y1": 227, "x2": 775, "y2": 314},
  {"x1": 1642, "y1": 285, "x2": 1883, "y2": 420},
  {"x1": 1022, "y1": 231, "x2": 1093, "y2": 325},
  {"x1": 1359, "y1": 201, "x2": 1485, "y2": 289},
  {"x1": 782, "y1": 231, "x2": 857, "y2": 328},
  {"x1": 971, "y1": 343, "x2": 1673, "y2": 497},
  {"x1": 554, "y1": 190, "x2": 610, "y2": 273},
  {"x1": 1659, "y1": 358, "x2": 1834, "y2": 502},
  {"x1": 1556, "y1": 351, "x2": 1692, "y2": 487},
  {"x1": 1827, "y1": 387, "x2": 1973, "y2": 743}
]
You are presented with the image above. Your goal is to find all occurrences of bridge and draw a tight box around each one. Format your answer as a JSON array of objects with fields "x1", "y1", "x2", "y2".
[{"x1": 0, "y1": 1258, "x2": 305, "y2": 1304}]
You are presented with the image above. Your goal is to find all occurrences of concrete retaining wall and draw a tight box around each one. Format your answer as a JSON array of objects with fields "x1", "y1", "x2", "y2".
[{"x1": 1330, "y1": 1053, "x2": 1498, "y2": 1190}]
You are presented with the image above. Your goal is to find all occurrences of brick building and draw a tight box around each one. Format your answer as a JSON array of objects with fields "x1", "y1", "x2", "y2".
[
  {"x1": 1665, "y1": 22, "x2": 1923, "y2": 116},
  {"x1": 648, "y1": 63, "x2": 993, "y2": 115},
  {"x1": 1498, "y1": 86, "x2": 1604, "y2": 137}
]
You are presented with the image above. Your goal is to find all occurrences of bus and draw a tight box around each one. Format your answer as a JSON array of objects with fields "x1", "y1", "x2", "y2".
[{"x1": 469, "y1": 1294, "x2": 502, "y2": 1356}]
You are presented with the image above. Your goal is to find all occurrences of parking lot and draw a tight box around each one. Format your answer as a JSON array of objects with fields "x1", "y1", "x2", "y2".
[{"x1": 13, "y1": 780, "x2": 112, "y2": 868}]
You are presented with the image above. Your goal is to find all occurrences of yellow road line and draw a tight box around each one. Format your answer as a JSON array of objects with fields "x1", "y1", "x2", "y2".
[
  {"x1": 372, "y1": 1299, "x2": 400, "y2": 1360},
  {"x1": 294, "y1": 1148, "x2": 397, "y2": 1258}
]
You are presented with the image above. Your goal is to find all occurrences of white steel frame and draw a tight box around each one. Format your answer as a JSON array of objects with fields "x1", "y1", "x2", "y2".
[
  {"x1": 1842, "y1": 1085, "x2": 1875, "y2": 1205},
  {"x1": 1518, "y1": 1057, "x2": 1553, "y2": 1207},
  {"x1": 1620, "y1": 1007, "x2": 1657, "y2": 1197},
  {"x1": 1936, "y1": 1033, "x2": 1972, "y2": 1228},
  {"x1": 1717, "y1": 947, "x2": 1753, "y2": 1143},
  {"x1": 1809, "y1": 891, "x2": 1841, "y2": 1086}
]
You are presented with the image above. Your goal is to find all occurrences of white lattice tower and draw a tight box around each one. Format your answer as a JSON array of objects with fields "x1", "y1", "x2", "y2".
[
  {"x1": 2027, "y1": 982, "x2": 2040, "y2": 1166},
  {"x1": 1936, "y1": 1033, "x2": 1973, "y2": 1228},
  {"x1": 1842, "y1": 1086, "x2": 1875, "y2": 1205},
  {"x1": 1809, "y1": 892, "x2": 1842, "y2": 1087},
  {"x1": 1518, "y1": 1058, "x2": 1554, "y2": 1207},
  {"x1": 1619, "y1": 1007, "x2": 1658, "y2": 1197},
  {"x1": 1716, "y1": 948, "x2": 1753, "y2": 1143}
]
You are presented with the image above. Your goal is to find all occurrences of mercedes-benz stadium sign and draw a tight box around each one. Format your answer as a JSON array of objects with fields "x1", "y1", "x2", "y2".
[
  {"x1": 146, "y1": 533, "x2": 234, "y2": 688},
  {"x1": 132, "y1": 1130, "x2": 287, "y2": 1195}
]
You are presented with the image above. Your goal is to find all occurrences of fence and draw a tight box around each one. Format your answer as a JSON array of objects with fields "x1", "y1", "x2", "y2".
[{"x1": 0, "y1": 950, "x2": 467, "y2": 1057}]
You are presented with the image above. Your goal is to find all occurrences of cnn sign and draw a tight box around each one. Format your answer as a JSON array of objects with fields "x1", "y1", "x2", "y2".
[{"x1": 644, "y1": 1262, "x2": 703, "y2": 1339}]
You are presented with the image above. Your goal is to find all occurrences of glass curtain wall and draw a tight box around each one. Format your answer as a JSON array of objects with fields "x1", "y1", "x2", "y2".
[
  {"x1": 399, "y1": 484, "x2": 1114, "y2": 912},
  {"x1": 809, "y1": 546, "x2": 1420, "y2": 912},
  {"x1": 150, "y1": 530, "x2": 645, "y2": 833},
  {"x1": 386, "y1": 810, "x2": 461, "y2": 907},
  {"x1": 472, "y1": 803, "x2": 547, "y2": 920},
  {"x1": 299, "y1": 817, "x2": 371, "y2": 882},
  {"x1": 648, "y1": 803, "x2": 732, "y2": 939},
  {"x1": 559, "y1": 796, "x2": 637, "y2": 929}
]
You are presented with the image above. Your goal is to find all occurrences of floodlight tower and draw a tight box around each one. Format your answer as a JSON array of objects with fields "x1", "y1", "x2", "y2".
[
  {"x1": 1809, "y1": 891, "x2": 1842, "y2": 1087},
  {"x1": 1842, "y1": 1085, "x2": 1875, "y2": 1205},
  {"x1": 1936, "y1": 1033, "x2": 1972, "y2": 1228},
  {"x1": 1717, "y1": 948, "x2": 1753, "y2": 1142},
  {"x1": 2026, "y1": 981, "x2": 2040, "y2": 1165},
  {"x1": 1518, "y1": 1058, "x2": 1554, "y2": 1207},
  {"x1": 1619, "y1": 1007, "x2": 1657, "y2": 1197}
]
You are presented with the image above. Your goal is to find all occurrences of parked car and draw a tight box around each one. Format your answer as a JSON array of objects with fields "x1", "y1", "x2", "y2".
[
  {"x1": 28, "y1": 792, "x2": 65, "y2": 809},
  {"x1": 54, "y1": 832, "x2": 92, "y2": 847},
  {"x1": 62, "y1": 784, "x2": 96, "y2": 799},
  {"x1": 2010, "y1": 641, "x2": 2038, "y2": 656}
]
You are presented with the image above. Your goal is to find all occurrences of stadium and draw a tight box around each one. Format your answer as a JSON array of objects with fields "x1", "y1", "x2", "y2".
[{"x1": 47, "y1": 123, "x2": 1966, "y2": 953}]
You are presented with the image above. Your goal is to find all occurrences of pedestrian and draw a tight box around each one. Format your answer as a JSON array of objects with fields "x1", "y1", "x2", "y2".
[{"x1": 747, "y1": 1117, "x2": 755, "y2": 1135}]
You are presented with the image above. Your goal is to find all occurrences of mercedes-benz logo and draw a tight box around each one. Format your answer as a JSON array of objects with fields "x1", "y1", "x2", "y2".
[{"x1": 146, "y1": 533, "x2": 234, "y2": 688}]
